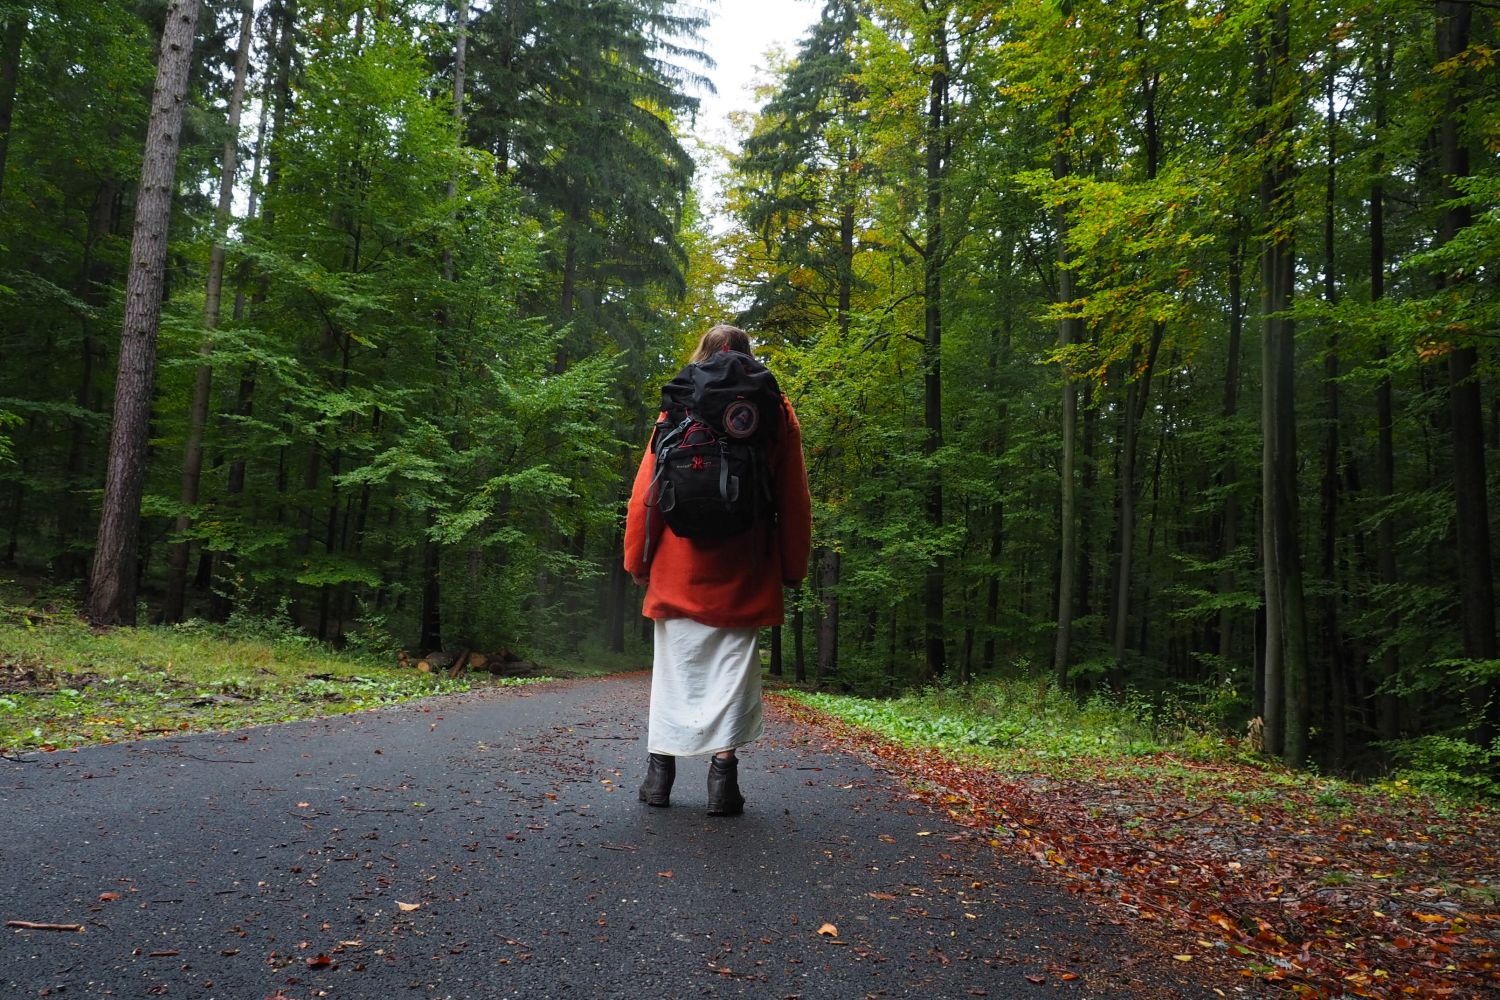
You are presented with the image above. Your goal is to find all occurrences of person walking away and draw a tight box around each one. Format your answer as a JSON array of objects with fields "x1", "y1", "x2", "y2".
[{"x1": 622, "y1": 324, "x2": 812, "y2": 815}]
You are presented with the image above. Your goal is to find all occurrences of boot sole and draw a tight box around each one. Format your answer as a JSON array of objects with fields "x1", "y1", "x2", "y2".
[{"x1": 639, "y1": 792, "x2": 671, "y2": 807}]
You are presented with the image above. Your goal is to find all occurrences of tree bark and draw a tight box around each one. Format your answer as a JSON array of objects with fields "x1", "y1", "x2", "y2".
[
  {"x1": 1435, "y1": 0, "x2": 1498, "y2": 742},
  {"x1": 1369, "y1": 38, "x2": 1399, "y2": 742},
  {"x1": 1260, "y1": 5, "x2": 1311, "y2": 767},
  {"x1": 920, "y1": 19, "x2": 948, "y2": 682},
  {"x1": 163, "y1": 0, "x2": 254, "y2": 623},
  {"x1": 1052, "y1": 107, "x2": 1081, "y2": 689},
  {"x1": 1108, "y1": 53, "x2": 1165, "y2": 670},
  {"x1": 86, "y1": 0, "x2": 202, "y2": 626},
  {"x1": 1216, "y1": 224, "x2": 1245, "y2": 672},
  {"x1": 815, "y1": 547, "x2": 840, "y2": 685},
  {"x1": 1318, "y1": 53, "x2": 1347, "y2": 766},
  {"x1": 793, "y1": 604, "x2": 806, "y2": 683}
]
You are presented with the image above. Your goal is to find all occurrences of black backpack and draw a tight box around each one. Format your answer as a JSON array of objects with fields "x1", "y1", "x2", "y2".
[{"x1": 644, "y1": 350, "x2": 782, "y2": 561}]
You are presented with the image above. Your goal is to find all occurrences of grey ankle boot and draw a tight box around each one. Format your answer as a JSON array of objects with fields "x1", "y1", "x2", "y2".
[
  {"x1": 638, "y1": 753, "x2": 675, "y2": 806},
  {"x1": 706, "y1": 755, "x2": 745, "y2": 816}
]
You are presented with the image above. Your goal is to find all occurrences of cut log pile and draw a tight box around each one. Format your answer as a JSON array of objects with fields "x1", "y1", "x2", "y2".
[{"x1": 397, "y1": 647, "x2": 543, "y2": 677}]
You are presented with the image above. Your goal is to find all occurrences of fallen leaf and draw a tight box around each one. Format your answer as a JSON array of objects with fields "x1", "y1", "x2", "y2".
[
  {"x1": 1025, "y1": 973, "x2": 1046, "y2": 984},
  {"x1": 297, "y1": 802, "x2": 310, "y2": 808},
  {"x1": 817, "y1": 923, "x2": 838, "y2": 937},
  {"x1": 656, "y1": 871, "x2": 673, "y2": 878},
  {"x1": 306, "y1": 954, "x2": 332, "y2": 969},
  {"x1": 868, "y1": 892, "x2": 898, "y2": 900},
  {"x1": 98, "y1": 892, "x2": 121, "y2": 902},
  {"x1": 396, "y1": 901, "x2": 420, "y2": 912},
  {"x1": 1174, "y1": 954, "x2": 1194, "y2": 962}
]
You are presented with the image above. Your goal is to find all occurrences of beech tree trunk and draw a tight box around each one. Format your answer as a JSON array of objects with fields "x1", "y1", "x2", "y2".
[
  {"x1": 1319, "y1": 55, "x2": 1347, "y2": 766},
  {"x1": 86, "y1": 0, "x2": 201, "y2": 626},
  {"x1": 1110, "y1": 53, "x2": 1164, "y2": 670},
  {"x1": 1253, "y1": 9, "x2": 1311, "y2": 760},
  {"x1": 163, "y1": 0, "x2": 254, "y2": 623},
  {"x1": 1052, "y1": 105, "x2": 1081, "y2": 689},
  {"x1": 1435, "y1": 0, "x2": 1498, "y2": 742},
  {"x1": 921, "y1": 21, "x2": 948, "y2": 682},
  {"x1": 1369, "y1": 38, "x2": 1399, "y2": 742},
  {"x1": 815, "y1": 547, "x2": 840, "y2": 685},
  {"x1": 1216, "y1": 225, "x2": 1245, "y2": 671}
]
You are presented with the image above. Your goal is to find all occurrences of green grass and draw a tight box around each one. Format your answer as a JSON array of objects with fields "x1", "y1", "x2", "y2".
[
  {"x1": 787, "y1": 678, "x2": 1238, "y2": 768},
  {"x1": 781, "y1": 679, "x2": 1500, "y2": 812},
  {"x1": 0, "y1": 594, "x2": 536, "y2": 752}
]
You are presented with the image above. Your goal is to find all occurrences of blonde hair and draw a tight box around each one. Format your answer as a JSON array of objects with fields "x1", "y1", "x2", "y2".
[{"x1": 690, "y1": 324, "x2": 753, "y2": 364}]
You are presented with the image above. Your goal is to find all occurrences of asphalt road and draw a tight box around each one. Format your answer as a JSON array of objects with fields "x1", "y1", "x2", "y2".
[{"x1": 1, "y1": 673, "x2": 1228, "y2": 999}]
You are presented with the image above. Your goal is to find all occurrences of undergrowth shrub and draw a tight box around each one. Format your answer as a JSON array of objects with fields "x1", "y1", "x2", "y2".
[{"x1": 1385, "y1": 734, "x2": 1500, "y2": 802}]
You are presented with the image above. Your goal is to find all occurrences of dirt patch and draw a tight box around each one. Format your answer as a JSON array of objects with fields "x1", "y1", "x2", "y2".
[
  {"x1": 0, "y1": 656, "x2": 57, "y2": 693},
  {"x1": 0, "y1": 657, "x2": 106, "y2": 694}
]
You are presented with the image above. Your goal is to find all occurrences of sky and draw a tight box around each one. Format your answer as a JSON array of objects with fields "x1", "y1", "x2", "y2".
[{"x1": 688, "y1": 0, "x2": 823, "y2": 229}]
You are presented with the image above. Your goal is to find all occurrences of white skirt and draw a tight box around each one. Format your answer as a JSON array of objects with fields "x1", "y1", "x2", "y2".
[{"x1": 648, "y1": 618, "x2": 764, "y2": 756}]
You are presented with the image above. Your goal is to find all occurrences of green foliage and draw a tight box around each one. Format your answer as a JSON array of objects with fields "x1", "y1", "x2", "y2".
[
  {"x1": 789, "y1": 677, "x2": 1230, "y2": 767},
  {"x1": 0, "y1": 588, "x2": 535, "y2": 752},
  {"x1": 1385, "y1": 735, "x2": 1500, "y2": 803}
]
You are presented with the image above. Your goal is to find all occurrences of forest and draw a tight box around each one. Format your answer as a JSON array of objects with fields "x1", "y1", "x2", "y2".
[{"x1": 0, "y1": 0, "x2": 1496, "y2": 785}]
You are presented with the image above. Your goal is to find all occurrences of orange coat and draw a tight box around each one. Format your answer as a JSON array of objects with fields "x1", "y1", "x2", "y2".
[{"x1": 623, "y1": 398, "x2": 812, "y2": 627}]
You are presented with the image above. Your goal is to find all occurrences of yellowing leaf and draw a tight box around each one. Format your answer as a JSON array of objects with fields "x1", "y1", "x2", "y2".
[
  {"x1": 817, "y1": 923, "x2": 838, "y2": 937},
  {"x1": 396, "y1": 901, "x2": 420, "y2": 912},
  {"x1": 1174, "y1": 954, "x2": 1194, "y2": 962}
]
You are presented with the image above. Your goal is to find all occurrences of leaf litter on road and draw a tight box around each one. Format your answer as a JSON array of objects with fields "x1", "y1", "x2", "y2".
[{"x1": 776, "y1": 695, "x2": 1500, "y2": 998}]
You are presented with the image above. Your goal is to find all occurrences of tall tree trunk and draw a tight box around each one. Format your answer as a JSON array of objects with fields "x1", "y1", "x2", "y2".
[
  {"x1": 86, "y1": 0, "x2": 201, "y2": 626},
  {"x1": 920, "y1": 20, "x2": 948, "y2": 682},
  {"x1": 163, "y1": 0, "x2": 254, "y2": 623},
  {"x1": 984, "y1": 316, "x2": 1011, "y2": 672},
  {"x1": 0, "y1": 12, "x2": 25, "y2": 201},
  {"x1": 816, "y1": 135, "x2": 856, "y2": 682},
  {"x1": 816, "y1": 548, "x2": 840, "y2": 685},
  {"x1": 1260, "y1": 5, "x2": 1311, "y2": 766},
  {"x1": 1110, "y1": 328, "x2": 1163, "y2": 665},
  {"x1": 793, "y1": 604, "x2": 806, "y2": 683},
  {"x1": 1435, "y1": 0, "x2": 1498, "y2": 742},
  {"x1": 1369, "y1": 39, "x2": 1399, "y2": 743},
  {"x1": 1111, "y1": 62, "x2": 1165, "y2": 668},
  {"x1": 1216, "y1": 225, "x2": 1245, "y2": 672},
  {"x1": 1318, "y1": 54, "x2": 1347, "y2": 766},
  {"x1": 1052, "y1": 105, "x2": 1081, "y2": 689},
  {"x1": 218, "y1": 0, "x2": 293, "y2": 619}
]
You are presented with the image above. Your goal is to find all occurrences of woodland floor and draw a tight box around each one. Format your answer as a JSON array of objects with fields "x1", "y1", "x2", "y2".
[{"x1": 779, "y1": 699, "x2": 1500, "y2": 998}]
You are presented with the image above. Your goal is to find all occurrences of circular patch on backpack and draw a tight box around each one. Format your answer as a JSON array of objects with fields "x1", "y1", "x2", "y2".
[{"x1": 723, "y1": 399, "x2": 759, "y2": 439}]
